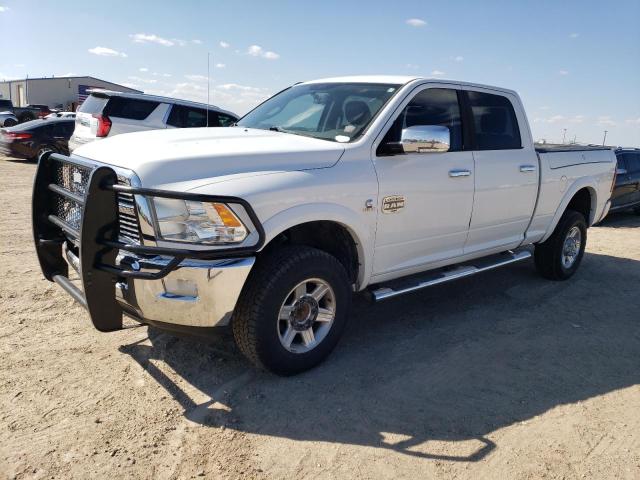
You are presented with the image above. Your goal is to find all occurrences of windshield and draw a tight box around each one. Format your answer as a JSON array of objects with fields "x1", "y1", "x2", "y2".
[{"x1": 237, "y1": 82, "x2": 400, "y2": 143}]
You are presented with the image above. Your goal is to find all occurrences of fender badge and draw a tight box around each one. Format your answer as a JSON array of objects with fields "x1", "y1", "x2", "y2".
[{"x1": 382, "y1": 195, "x2": 405, "y2": 214}]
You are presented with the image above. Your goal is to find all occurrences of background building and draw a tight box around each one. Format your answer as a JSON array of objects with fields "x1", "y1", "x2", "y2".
[{"x1": 0, "y1": 76, "x2": 142, "y2": 111}]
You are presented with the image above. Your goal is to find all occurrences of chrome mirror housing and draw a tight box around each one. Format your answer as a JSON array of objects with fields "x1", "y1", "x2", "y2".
[{"x1": 400, "y1": 125, "x2": 450, "y2": 153}]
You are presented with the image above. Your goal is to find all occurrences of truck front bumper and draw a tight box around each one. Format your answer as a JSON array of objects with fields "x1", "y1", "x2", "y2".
[
  {"x1": 33, "y1": 152, "x2": 264, "y2": 333},
  {"x1": 64, "y1": 246, "x2": 254, "y2": 328}
]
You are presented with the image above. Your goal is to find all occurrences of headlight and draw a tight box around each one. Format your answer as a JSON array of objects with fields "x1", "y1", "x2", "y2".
[{"x1": 153, "y1": 198, "x2": 248, "y2": 244}]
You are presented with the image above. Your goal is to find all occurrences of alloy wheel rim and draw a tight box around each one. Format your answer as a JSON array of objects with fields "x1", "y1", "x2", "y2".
[
  {"x1": 561, "y1": 226, "x2": 582, "y2": 269},
  {"x1": 277, "y1": 278, "x2": 336, "y2": 353}
]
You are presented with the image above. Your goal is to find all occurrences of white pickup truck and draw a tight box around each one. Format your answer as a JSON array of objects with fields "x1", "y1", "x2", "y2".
[{"x1": 33, "y1": 76, "x2": 616, "y2": 375}]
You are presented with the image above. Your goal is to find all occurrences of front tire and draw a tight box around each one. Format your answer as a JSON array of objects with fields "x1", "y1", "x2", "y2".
[
  {"x1": 534, "y1": 209, "x2": 587, "y2": 280},
  {"x1": 233, "y1": 246, "x2": 352, "y2": 375},
  {"x1": 3, "y1": 118, "x2": 17, "y2": 127}
]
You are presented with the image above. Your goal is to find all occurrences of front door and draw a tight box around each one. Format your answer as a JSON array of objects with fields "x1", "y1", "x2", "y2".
[{"x1": 372, "y1": 86, "x2": 475, "y2": 278}]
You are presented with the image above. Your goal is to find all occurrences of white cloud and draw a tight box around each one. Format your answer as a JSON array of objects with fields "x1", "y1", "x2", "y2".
[
  {"x1": 14, "y1": 63, "x2": 25, "y2": 68},
  {"x1": 0, "y1": 6, "x2": 9, "y2": 12},
  {"x1": 172, "y1": 38, "x2": 188, "y2": 47},
  {"x1": 215, "y1": 63, "x2": 226, "y2": 69},
  {"x1": 219, "y1": 41, "x2": 230, "y2": 48},
  {"x1": 431, "y1": 70, "x2": 446, "y2": 76},
  {"x1": 625, "y1": 117, "x2": 640, "y2": 125},
  {"x1": 453, "y1": 56, "x2": 464, "y2": 62},
  {"x1": 192, "y1": 39, "x2": 203, "y2": 45},
  {"x1": 536, "y1": 114, "x2": 585, "y2": 124},
  {"x1": 185, "y1": 74, "x2": 208, "y2": 82},
  {"x1": 139, "y1": 67, "x2": 148, "y2": 72},
  {"x1": 58, "y1": 72, "x2": 77, "y2": 77},
  {"x1": 162, "y1": 73, "x2": 172, "y2": 77},
  {"x1": 88, "y1": 46, "x2": 127, "y2": 58},
  {"x1": 539, "y1": 106, "x2": 551, "y2": 110},
  {"x1": 569, "y1": 33, "x2": 579, "y2": 38},
  {"x1": 247, "y1": 45, "x2": 280, "y2": 60},
  {"x1": 547, "y1": 115, "x2": 565, "y2": 124},
  {"x1": 559, "y1": 70, "x2": 569, "y2": 75},
  {"x1": 121, "y1": 82, "x2": 142, "y2": 90},
  {"x1": 148, "y1": 81, "x2": 270, "y2": 115},
  {"x1": 130, "y1": 33, "x2": 174, "y2": 47},
  {"x1": 218, "y1": 83, "x2": 263, "y2": 92},
  {"x1": 127, "y1": 76, "x2": 157, "y2": 84},
  {"x1": 597, "y1": 116, "x2": 616, "y2": 127},
  {"x1": 406, "y1": 18, "x2": 426, "y2": 27},
  {"x1": 406, "y1": 63, "x2": 419, "y2": 69}
]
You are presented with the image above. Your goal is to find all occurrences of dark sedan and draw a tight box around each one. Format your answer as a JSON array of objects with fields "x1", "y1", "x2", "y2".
[
  {"x1": 611, "y1": 148, "x2": 640, "y2": 214},
  {"x1": 0, "y1": 118, "x2": 74, "y2": 161}
]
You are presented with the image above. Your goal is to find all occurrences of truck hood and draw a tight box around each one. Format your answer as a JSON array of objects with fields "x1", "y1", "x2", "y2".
[{"x1": 73, "y1": 126, "x2": 345, "y2": 187}]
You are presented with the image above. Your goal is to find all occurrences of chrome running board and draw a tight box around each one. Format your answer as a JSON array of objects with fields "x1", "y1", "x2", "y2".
[{"x1": 370, "y1": 249, "x2": 532, "y2": 302}]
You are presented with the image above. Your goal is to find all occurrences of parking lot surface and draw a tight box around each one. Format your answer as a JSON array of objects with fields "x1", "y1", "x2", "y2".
[{"x1": 1, "y1": 155, "x2": 639, "y2": 479}]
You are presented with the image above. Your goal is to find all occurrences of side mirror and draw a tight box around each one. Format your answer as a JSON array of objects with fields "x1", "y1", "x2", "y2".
[
  {"x1": 616, "y1": 168, "x2": 627, "y2": 175},
  {"x1": 400, "y1": 125, "x2": 450, "y2": 154}
]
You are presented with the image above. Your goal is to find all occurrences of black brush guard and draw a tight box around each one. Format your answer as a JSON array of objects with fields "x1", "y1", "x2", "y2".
[{"x1": 33, "y1": 153, "x2": 265, "y2": 332}]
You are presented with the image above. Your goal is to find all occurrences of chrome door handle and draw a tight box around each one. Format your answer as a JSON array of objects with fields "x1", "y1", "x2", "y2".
[
  {"x1": 449, "y1": 169, "x2": 471, "y2": 177},
  {"x1": 520, "y1": 165, "x2": 536, "y2": 172}
]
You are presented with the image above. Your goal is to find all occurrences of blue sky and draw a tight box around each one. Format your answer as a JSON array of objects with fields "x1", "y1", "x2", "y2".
[{"x1": 1, "y1": 0, "x2": 639, "y2": 145}]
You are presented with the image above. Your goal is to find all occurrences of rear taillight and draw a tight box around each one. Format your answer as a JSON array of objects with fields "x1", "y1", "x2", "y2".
[
  {"x1": 5, "y1": 132, "x2": 32, "y2": 140},
  {"x1": 92, "y1": 113, "x2": 112, "y2": 137}
]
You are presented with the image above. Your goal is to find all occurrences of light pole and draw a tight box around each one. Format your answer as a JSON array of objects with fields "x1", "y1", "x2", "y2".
[
  {"x1": 562, "y1": 128, "x2": 567, "y2": 144},
  {"x1": 602, "y1": 130, "x2": 608, "y2": 146}
]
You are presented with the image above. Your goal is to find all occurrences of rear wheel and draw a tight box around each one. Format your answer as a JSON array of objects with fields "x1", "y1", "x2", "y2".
[
  {"x1": 233, "y1": 245, "x2": 351, "y2": 375},
  {"x1": 534, "y1": 209, "x2": 587, "y2": 280}
]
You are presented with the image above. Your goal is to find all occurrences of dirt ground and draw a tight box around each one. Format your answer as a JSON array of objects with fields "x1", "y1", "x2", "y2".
[{"x1": 0, "y1": 154, "x2": 639, "y2": 480}]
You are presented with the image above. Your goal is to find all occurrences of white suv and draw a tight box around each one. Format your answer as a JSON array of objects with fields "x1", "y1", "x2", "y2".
[{"x1": 68, "y1": 90, "x2": 238, "y2": 152}]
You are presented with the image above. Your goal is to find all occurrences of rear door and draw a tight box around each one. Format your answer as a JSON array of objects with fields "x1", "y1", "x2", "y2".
[{"x1": 463, "y1": 89, "x2": 539, "y2": 254}]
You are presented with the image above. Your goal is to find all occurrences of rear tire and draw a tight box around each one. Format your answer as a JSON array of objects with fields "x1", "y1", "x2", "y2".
[
  {"x1": 232, "y1": 245, "x2": 351, "y2": 376},
  {"x1": 534, "y1": 209, "x2": 587, "y2": 280}
]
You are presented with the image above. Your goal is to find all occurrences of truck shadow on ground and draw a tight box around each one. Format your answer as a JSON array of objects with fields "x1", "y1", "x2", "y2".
[{"x1": 120, "y1": 246, "x2": 640, "y2": 463}]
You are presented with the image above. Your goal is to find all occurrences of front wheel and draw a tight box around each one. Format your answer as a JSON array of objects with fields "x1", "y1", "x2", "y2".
[
  {"x1": 232, "y1": 246, "x2": 351, "y2": 375},
  {"x1": 3, "y1": 118, "x2": 17, "y2": 127},
  {"x1": 534, "y1": 209, "x2": 587, "y2": 280}
]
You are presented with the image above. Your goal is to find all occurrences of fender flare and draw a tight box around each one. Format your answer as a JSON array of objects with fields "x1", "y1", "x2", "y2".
[
  {"x1": 539, "y1": 179, "x2": 598, "y2": 243},
  {"x1": 259, "y1": 203, "x2": 374, "y2": 288}
]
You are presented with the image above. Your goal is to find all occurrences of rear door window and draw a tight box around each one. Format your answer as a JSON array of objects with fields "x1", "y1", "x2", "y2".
[
  {"x1": 104, "y1": 97, "x2": 160, "y2": 120},
  {"x1": 467, "y1": 91, "x2": 521, "y2": 150},
  {"x1": 625, "y1": 153, "x2": 640, "y2": 173},
  {"x1": 167, "y1": 105, "x2": 226, "y2": 127}
]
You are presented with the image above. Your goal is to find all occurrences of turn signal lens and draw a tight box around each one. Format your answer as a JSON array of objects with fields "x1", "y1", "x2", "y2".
[{"x1": 213, "y1": 203, "x2": 243, "y2": 227}]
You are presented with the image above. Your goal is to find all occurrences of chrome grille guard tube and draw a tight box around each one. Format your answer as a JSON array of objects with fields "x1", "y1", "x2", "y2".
[{"x1": 32, "y1": 152, "x2": 265, "y2": 332}]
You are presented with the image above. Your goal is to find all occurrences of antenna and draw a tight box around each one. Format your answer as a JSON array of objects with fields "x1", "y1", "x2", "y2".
[{"x1": 206, "y1": 52, "x2": 210, "y2": 127}]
